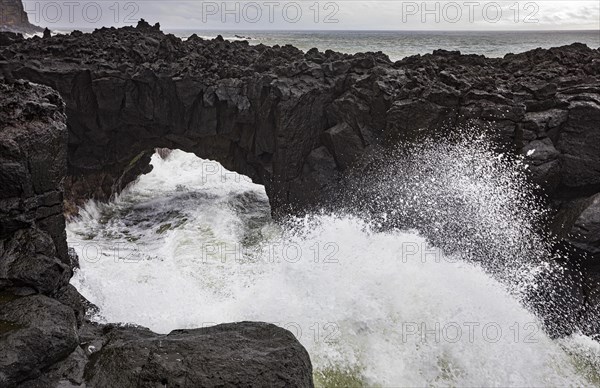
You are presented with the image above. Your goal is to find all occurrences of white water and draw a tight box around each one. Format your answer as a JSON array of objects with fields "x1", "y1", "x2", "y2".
[{"x1": 68, "y1": 149, "x2": 600, "y2": 386}]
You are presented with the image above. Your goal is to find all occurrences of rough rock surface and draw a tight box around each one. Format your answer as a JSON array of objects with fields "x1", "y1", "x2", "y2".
[
  {"x1": 0, "y1": 294, "x2": 79, "y2": 386},
  {"x1": 84, "y1": 322, "x2": 313, "y2": 388},
  {"x1": 0, "y1": 80, "x2": 314, "y2": 387},
  {"x1": 0, "y1": 0, "x2": 42, "y2": 34},
  {"x1": 0, "y1": 80, "x2": 71, "y2": 293},
  {"x1": 0, "y1": 25, "x2": 597, "y2": 210}
]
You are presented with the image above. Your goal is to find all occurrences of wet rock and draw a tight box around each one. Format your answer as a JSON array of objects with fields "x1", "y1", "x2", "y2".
[
  {"x1": 84, "y1": 322, "x2": 313, "y2": 388},
  {"x1": 155, "y1": 147, "x2": 172, "y2": 159},
  {"x1": 52, "y1": 284, "x2": 95, "y2": 328},
  {"x1": 322, "y1": 122, "x2": 365, "y2": 170},
  {"x1": 570, "y1": 194, "x2": 600, "y2": 263},
  {"x1": 557, "y1": 100, "x2": 600, "y2": 192},
  {"x1": 0, "y1": 295, "x2": 79, "y2": 387},
  {"x1": 19, "y1": 346, "x2": 89, "y2": 387},
  {"x1": 522, "y1": 109, "x2": 568, "y2": 137},
  {"x1": 522, "y1": 137, "x2": 562, "y2": 190},
  {"x1": 0, "y1": 227, "x2": 70, "y2": 293},
  {"x1": 523, "y1": 138, "x2": 560, "y2": 165}
]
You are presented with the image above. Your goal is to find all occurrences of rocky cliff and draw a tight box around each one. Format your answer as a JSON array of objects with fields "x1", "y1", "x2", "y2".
[
  {"x1": 0, "y1": 0, "x2": 42, "y2": 33},
  {"x1": 0, "y1": 80, "x2": 313, "y2": 387}
]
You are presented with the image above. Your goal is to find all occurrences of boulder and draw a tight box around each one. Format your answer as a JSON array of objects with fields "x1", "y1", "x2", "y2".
[
  {"x1": 0, "y1": 295, "x2": 79, "y2": 387},
  {"x1": 570, "y1": 193, "x2": 600, "y2": 264},
  {"x1": 557, "y1": 100, "x2": 600, "y2": 192},
  {"x1": 84, "y1": 322, "x2": 313, "y2": 388}
]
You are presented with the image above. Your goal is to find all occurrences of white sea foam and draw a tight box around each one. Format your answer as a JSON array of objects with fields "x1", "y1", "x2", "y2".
[{"x1": 68, "y1": 149, "x2": 600, "y2": 386}]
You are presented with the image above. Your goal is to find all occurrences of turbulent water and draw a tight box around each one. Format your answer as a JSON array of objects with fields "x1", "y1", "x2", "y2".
[
  {"x1": 68, "y1": 143, "x2": 600, "y2": 386},
  {"x1": 168, "y1": 30, "x2": 600, "y2": 60}
]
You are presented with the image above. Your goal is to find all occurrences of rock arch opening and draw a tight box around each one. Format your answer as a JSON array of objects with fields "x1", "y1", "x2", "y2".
[{"x1": 66, "y1": 148, "x2": 272, "y2": 332}]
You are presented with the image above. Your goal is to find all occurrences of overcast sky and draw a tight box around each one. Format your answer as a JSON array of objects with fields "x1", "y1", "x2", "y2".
[{"x1": 23, "y1": 0, "x2": 600, "y2": 31}]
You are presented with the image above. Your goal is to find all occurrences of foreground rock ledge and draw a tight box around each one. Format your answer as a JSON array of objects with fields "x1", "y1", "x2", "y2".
[
  {"x1": 0, "y1": 81, "x2": 314, "y2": 387},
  {"x1": 84, "y1": 322, "x2": 313, "y2": 388}
]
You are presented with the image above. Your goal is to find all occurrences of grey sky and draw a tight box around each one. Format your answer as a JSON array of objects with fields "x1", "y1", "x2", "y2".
[{"x1": 23, "y1": 1, "x2": 600, "y2": 30}]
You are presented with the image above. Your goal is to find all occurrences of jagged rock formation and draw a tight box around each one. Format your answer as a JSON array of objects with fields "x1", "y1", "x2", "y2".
[
  {"x1": 0, "y1": 81, "x2": 70, "y2": 293},
  {"x1": 0, "y1": 80, "x2": 313, "y2": 387},
  {"x1": 0, "y1": 81, "x2": 79, "y2": 387},
  {"x1": 0, "y1": 0, "x2": 42, "y2": 33},
  {"x1": 0, "y1": 25, "x2": 597, "y2": 206},
  {"x1": 1, "y1": 23, "x2": 598, "y2": 264}
]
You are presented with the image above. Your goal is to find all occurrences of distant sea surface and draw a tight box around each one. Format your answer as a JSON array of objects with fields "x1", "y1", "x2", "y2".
[{"x1": 165, "y1": 30, "x2": 600, "y2": 61}]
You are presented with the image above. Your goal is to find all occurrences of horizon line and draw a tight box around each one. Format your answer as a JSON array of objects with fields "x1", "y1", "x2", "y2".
[{"x1": 51, "y1": 26, "x2": 600, "y2": 33}]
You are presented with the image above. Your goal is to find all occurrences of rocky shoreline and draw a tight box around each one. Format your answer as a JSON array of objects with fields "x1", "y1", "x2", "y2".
[
  {"x1": 1, "y1": 19, "x2": 599, "y2": 386},
  {"x1": 0, "y1": 81, "x2": 313, "y2": 387}
]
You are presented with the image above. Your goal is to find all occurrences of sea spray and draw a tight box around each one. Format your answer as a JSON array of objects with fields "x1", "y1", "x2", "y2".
[
  {"x1": 337, "y1": 133, "x2": 600, "y2": 336},
  {"x1": 339, "y1": 134, "x2": 551, "y2": 288},
  {"x1": 68, "y1": 147, "x2": 600, "y2": 386}
]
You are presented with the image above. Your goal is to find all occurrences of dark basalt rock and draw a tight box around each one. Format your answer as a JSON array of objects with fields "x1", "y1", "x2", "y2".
[
  {"x1": 0, "y1": 294, "x2": 79, "y2": 387},
  {"x1": 0, "y1": 81, "x2": 71, "y2": 292},
  {"x1": 0, "y1": 80, "x2": 314, "y2": 387},
  {"x1": 570, "y1": 194, "x2": 600, "y2": 280},
  {"x1": 84, "y1": 322, "x2": 313, "y2": 388},
  {"x1": 0, "y1": 31, "x2": 23, "y2": 47},
  {"x1": 0, "y1": 27, "x2": 598, "y2": 215},
  {"x1": 2, "y1": 27, "x2": 598, "y2": 261}
]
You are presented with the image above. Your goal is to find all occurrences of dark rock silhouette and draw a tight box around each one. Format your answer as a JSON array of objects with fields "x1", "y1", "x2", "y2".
[
  {"x1": 0, "y1": 81, "x2": 70, "y2": 292},
  {"x1": 84, "y1": 322, "x2": 313, "y2": 388}
]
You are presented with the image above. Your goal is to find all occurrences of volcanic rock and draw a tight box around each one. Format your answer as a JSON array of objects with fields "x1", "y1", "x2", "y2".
[{"x1": 84, "y1": 322, "x2": 313, "y2": 388}]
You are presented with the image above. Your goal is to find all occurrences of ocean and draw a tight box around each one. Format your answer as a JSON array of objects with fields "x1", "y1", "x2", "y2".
[
  {"x1": 46, "y1": 29, "x2": 600, "y2": 60},
  {"x1": 166, "y1": 29, "x2": 600, "y2": 60}
]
